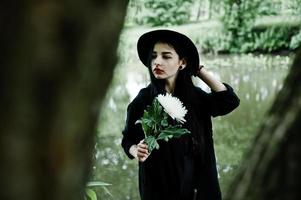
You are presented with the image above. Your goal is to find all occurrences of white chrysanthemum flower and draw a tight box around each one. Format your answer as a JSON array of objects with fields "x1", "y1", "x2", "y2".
[{"x1": 157, "y1": 93, "x2": 188, "y2": 123}]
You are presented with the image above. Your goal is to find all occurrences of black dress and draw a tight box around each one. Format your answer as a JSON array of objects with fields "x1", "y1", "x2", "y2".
[{"x1": 121, "y1": 83, "x2": 240, "y2": 200}]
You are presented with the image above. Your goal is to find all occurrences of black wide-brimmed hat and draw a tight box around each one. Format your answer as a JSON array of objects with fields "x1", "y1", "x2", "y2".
[{"x1": 137, "y1": 29, "x2": 199, "y2": 75}]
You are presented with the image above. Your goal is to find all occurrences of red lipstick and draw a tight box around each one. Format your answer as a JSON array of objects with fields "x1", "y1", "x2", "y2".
[{"x1": 153, "y1": 68, "x2": 164, "y2": 74}]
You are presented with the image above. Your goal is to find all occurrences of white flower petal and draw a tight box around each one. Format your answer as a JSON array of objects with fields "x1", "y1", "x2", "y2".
[{"x1": 156, "y1": 93, "x2": 188, "y2": 123}]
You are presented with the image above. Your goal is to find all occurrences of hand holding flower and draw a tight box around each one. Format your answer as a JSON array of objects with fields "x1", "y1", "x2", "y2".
[
  {"x1": 137, "y1": 140, "x2": 149, "y2": 162},
  {"x1": 129, "y1": 140, "x2": 149, "y2": 162}
]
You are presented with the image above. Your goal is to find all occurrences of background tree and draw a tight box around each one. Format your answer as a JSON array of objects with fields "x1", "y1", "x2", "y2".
[
  {"x1": 225, "y1": 48, "x2": 301, "y2": 199},
  {"x1": 0, "y1": 0, "x2": 128, "y2": 200},
  {"x1": 221, "y1": 0, "x2": 261, "y2": 52}
]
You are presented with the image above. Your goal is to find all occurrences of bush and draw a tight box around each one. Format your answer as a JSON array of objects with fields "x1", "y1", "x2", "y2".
[
  {"x1": 141, "y1": 0, "x2": 193, "y2": 26},
  {"x1": 252, "y1": 27, "x2": 291, "y2": 52},
  {"x1": 257, "y1": 1, "x2": 279, "y2": 16},
  {"x1": 200, "y1": 32, "x2": 232, "y2": 54},
  {"x1": 199, "y1": 26, "x2": 300, "y2": 54},
  {"x1": 290, "y1": 29, "x2": 301, "y2": 50}
]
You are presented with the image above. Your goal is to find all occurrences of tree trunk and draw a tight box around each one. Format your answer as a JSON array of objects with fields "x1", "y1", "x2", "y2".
[
  {"x1": 196, "y1": 0, "x2": 203, "y2": 21},
  {"x1": 0, "y1": 0, "x2": 128, "y2": 200},
  {"x1": 208, "y1": 0, "x2": 212, "y2": 20},
  {"x1": 225, "y1": 49, "x2": 301, "y2": 199}
]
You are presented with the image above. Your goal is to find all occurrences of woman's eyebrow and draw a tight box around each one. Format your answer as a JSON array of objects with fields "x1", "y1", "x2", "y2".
[{"x1": 152, "y1": 51, "x2": 173, "y2": 55}]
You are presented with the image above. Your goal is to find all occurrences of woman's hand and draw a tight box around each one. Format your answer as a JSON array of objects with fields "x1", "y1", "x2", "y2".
[
  {"x1": 196, "y1": 65, "x2": 204, "y2": 77},
  {"x1": 129, "y1": 140, "x2": 150, "y2": 162},
  {"x1": 137, "y1": 140, "x2": 149, "y2": 162},
  {"x1": 197, "y1": 65, "x2": 227, "y2": 92}
]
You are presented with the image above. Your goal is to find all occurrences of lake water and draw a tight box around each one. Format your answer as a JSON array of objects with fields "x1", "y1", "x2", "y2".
[{"x1": 92, "y1": 52, "x2": 292, "y2": 199}]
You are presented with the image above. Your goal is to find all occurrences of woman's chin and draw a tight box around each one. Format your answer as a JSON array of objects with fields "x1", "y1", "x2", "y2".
[
  {"x1": 153, "y1": 73, "x2": 166, "y2": 79},
  {"x1": 154, "y1": 75, "x2": 166, "y2": 79}
]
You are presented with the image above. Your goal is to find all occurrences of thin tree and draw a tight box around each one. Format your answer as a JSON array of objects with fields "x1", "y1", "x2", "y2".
[{"x1": 196, "y1": 0, "x2": 204, "y2": 20}]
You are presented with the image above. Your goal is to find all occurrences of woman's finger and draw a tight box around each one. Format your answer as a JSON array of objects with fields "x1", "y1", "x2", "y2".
[
  {"x1": 137, "y1": 152, "x2": 147, "y2": 158},
  {"x1": 138, "y1": 152, "x2": 149, "y2": 162},
  {"x1": 137, "y1": 140, "x2": 149, "y2": 162},
  {"x1": 138, "y1": 143, "x2": 148, "y2": 150},
  {"x1": 137, "y1": 147, "x2": 148, "y2": 154}
]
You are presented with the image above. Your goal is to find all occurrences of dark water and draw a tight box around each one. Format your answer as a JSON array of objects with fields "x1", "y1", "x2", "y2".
[{"x1": 92, "y1": 54, "x2": 291, "y2": 200}]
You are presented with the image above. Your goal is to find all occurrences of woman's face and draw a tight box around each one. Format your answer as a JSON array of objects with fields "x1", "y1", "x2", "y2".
[{"x1": 151, "y1": 42, "x2": 185, "y2": 81}]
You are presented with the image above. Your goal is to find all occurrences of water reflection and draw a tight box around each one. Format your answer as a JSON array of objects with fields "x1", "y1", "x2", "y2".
[{"x1": 93, "y1": 54, "x2": 291, "y2": 199}]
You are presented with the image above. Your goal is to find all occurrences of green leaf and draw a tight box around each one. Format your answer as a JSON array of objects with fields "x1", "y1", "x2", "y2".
[
  {"x1": 141, "y1": 118, "x2": 153, "y2": 136},
  {"x1": 160, "y1": 113, "x2": 169, "y2": 127},
  {"x1": 86, "y1": 181, "x2": 111, "y2": 187},
  {"x1": 157, "y1": 126, "x2": 190, "y2": 141},
  {"x1": 140, "y1": 98, "x2": 166, "y2": 137},
  {"x1": 103, "y1": 186, "x2": 113, "y2": 197},
  {"x1": 86, "y1": 181, "x2": 113, "y2": 199},
  {"x1": 152, "y1": 99, "x2": 163, "y2": 124},
  {"x1": 85, "y1": 188, "x2": 97, "y2": 200},
  {"x1": 144, "y1": 135, "x2": 159, "y2": 152}
]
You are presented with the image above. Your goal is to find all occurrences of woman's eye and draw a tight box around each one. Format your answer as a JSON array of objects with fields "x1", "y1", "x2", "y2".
[
  {"x1": 151, "y1": 54, "x2": 157, "y2": 59},
  {"x1": 163, "y1": 56, "x2": 171, "y2": 59}
]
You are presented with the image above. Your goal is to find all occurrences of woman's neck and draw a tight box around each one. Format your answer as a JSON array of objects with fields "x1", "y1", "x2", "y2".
[{"x1": 165, "y1": 76, "x2": 176, "y2": 94}]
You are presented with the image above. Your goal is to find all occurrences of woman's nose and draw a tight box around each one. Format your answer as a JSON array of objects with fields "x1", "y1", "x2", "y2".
[{"x1": 153, "y1": 56, "x2": 162, "y2": 65}]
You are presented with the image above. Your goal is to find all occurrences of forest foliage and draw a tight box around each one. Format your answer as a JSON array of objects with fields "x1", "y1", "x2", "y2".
[{"x1": 126, "y1": 0, "x2": 301, "y2": 53}]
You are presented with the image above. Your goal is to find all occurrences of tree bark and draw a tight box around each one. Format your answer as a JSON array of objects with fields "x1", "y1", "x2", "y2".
[
  {"x1": 225, "y1": 49, "x2": 301, "y2": 199},
  {"x1": 0, "y1": 0, "x2": 128, "y2": 200}
]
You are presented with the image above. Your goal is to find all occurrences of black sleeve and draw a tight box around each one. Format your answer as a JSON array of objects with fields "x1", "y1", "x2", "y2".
[
  {"x1": 121, "y1": 90, "x2": 148, "y2": 159},
  {"x1": 201, "y1": 83, "x2": 240, "y2": 117}
]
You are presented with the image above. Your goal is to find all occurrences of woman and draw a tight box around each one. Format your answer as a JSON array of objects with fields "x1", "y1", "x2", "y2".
[{"x1": 121, "y1": 30, "x2": 240, "y2": 200}]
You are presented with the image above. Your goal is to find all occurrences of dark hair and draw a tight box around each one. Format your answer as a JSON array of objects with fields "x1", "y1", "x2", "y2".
[{"x1": 146, "y1": 39, "x2": 205, "y2": 161}]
